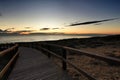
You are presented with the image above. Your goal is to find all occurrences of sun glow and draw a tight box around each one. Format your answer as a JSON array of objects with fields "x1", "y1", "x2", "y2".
[{"x1": 19, "y1": 32, "x2": 30, "y2": 35}]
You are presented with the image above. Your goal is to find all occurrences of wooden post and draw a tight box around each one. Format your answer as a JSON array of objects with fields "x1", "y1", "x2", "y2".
[{"x1": 62, "y1": 49, "x2": 67, "y2": 70}]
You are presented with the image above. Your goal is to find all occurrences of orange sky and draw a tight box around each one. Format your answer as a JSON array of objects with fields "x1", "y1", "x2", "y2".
[{"x1": 0, "y1": 0, "x2": 120, "y2": 35}]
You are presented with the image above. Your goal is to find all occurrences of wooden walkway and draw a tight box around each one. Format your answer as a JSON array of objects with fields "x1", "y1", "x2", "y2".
[{"x1": 8, "y1": 47, "x2": 72, "y2": 80}]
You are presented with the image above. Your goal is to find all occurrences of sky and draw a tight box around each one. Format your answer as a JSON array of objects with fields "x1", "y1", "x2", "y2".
[{"x1": 0, "y1": 0, "x2": 120, "y2": 34}]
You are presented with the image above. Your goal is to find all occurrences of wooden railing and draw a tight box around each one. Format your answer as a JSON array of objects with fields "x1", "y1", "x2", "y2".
[
  {"x1": 0, "y1": 43, "x2": 15, "y2": 51},
  {"x1": 0, "y1": 44, "x2": 19, "y2": 80},
  {"x1": 18, "y1": 42, "x2": 120, "y2": 80},
  {"x1": 37, "y1": 46, "x2": 96, "y2": 80},
  {"x1": 30, "y1": 43, "x2": 120, "y2": 80},
  {"x1": 40, "y1": 43, "x2": 120, "y2": 65}
]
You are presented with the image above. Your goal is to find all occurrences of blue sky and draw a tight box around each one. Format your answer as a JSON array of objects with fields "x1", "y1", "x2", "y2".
[{"x1": 0, "y1": 0, "x2": 120, "y2": 34}]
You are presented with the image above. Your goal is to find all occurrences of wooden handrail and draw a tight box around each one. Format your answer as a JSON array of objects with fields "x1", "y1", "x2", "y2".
[
  {"x1": 40, "y1": 43, "x2": 120, "y2": 65},
  {"x1": 0, "y1": 51, "x2": 19, "y2": 79},
  {"x1": 0, "y1": 44, "x2": 18, "y2": 57},
  {"x1": 39, "y1": 46, "x2": 96, "y2": 80},
  {"x1": 64, "y1": 46, "x2": 120, "y2": 65},
  {"x1": 0, "y1": 44, "x2": 19, "y2": 80}
]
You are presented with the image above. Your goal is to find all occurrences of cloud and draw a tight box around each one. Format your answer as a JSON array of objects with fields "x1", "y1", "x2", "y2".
[
  {"x1": 0, "y1": 28, "x2": 14, "y2": 33},
  {"x1": 24, "y1": 27, "x2": 31, "y2": 29},
  {"x1": 0, "y1": 29, "x2": 7, "y2": 33},
  {"x1": 69, "y1": 18, "x2": 119, "y2": 26},
  {"x1": 52, "y1": 28, "x2": 65, "y2": 30},
  {"x1": 1, "y1": 28, "x2": 15, "y2": 33},
  {"x1": 40, "y1": 27, "x2": 63, "y2": 31},
  {"x1": 0, "y1": 29, "x2": 12, "y2": 33},
  {"x1": 14, "y1": 30, "x2": 33, "y2": 33},
  {"x1": 40, "y1": 28, "x2": 50, "y2": 31},
  {"x1": 52, "y1": 28, "x2": 59, "y2": 30},
  {"x1": 5, "y1": 28, "x2": 14, "y2": 31},
  {"x1": 0, "y1": 29, "x2": 34, "y2": 34}
]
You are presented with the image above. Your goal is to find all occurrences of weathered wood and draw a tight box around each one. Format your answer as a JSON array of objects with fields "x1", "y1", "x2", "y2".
[
  {"x1": 8, "y1": 47, "x2": 72, "y2": 80},
  {"x1": 0, "y1": 51, "x2": 19, "y2": 80},
  {"x1": 0, "y1": 44, "x2": 18, "y2": 57},
  {"x1": 0, "y1": 44, "x2": 18, "y2": 80},
  {"x1": 40, "y1": 46, "x2": 96, "y2": 80},
  {"x1": 40, "y1": 43, "x2": 120, "y2": 65},
  {"x1": 18, "y1": 43, "x2": 120, "y2": 80}
]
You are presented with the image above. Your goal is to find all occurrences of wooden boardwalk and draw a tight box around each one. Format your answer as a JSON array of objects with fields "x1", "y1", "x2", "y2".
[{"x1": 8, "y1": 47, "x2": 72, "y2": 80}]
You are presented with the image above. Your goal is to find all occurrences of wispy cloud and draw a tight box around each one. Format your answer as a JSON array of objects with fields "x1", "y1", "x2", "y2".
[
  {"x1": 14, "y1": 30, "x2": 33, "y2": 33},
  {"x1": 5, "y1": 28, "x2": 14, "y2": 31},
  {"x1": 40, "y1": 27, "x2": 63, "y2": 30},
  {"x1": 0, "y1": 29, "x2": 10, "y2": 33},
  {"x1": 0, "y1": 29, "x2": 34, "y2": 34},
  {"x1": 24, "y1": 27, "x2": 31, "y2": 29},
  {"x1": 69, "y1": 18, "x2": 119, "y2": 26},
  {"x1": 0, "y1": 28, "x2": 14, "y2": 33},
  {"x1": 40, "y1": 28, "x2": 50, "y2": 31},
  {"x1": 52, "y1": 28, "x2": 59, "y2": 30}
]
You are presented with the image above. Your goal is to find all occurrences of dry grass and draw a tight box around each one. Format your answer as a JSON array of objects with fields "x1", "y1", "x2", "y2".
[
  {"x1": 51, "y1": 47, "x2": 120, "y2": 80},
  {"x1": 66, "y1": 44, "x2": 120, "y2": 80}
]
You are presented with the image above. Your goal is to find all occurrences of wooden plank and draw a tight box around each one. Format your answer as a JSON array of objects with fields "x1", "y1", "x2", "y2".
[
  {"x1": 40, "y1": 46, "x2": 96, "y2": 80},
  {"x1": 8, "y1": 47, "x2": 72, "y2": 80},
  {"x1": 0, "y1": 51, "x2": 19, "y2": 79}
]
